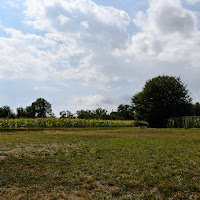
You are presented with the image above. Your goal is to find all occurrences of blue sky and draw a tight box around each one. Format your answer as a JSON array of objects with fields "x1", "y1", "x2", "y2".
[{"x1": 1, "y1": 0, "x2": 200, "y2": 116}]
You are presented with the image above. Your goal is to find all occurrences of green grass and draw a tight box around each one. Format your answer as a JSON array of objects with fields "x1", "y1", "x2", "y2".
[{"x1": 1, "y1": 128, "x2": 200, "y2": 199}]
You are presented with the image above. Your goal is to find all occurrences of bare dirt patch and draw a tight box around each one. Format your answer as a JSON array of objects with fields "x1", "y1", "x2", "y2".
[{"x1": 0, "y1": 141, "x2": 84, "y2": 158}]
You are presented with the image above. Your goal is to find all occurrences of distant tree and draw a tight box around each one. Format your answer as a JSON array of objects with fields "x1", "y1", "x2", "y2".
[
  {"x1": 100, "y1": 113, "x2": 110, "y2": 120},
  {"x1": 76, "y1": 110, "x2": 86, "y2": 119},
  {"x1": 25, "y1": 106, "x2": 36, "y2": 118},
  {"x1": 16, "y1": 107, "x2": 27, "y2": 118},
  {"x1": 60, "y1": 110, "x2": 74, "y2": 118},
  {"x1": 132, "y1": 75, "x2": 192, "y2": 127},
  {"x1": 94, "y1": 108, "x2": 107, "y2": 119},
  {"x1": 60, "y1": 111, "x2": 67, "y2": 118},
  {"x1": 76, "y1": 108, "x2": 108, "y2": 119},
  {"x1": 110, "y1": 111, "x2": 118, "y2": 120},
  {"x1": 94, "y1": 108, "x2": 107, "y2": 116},
  {"x1": 0, "y1": 106, "x2": 15, "y2": 118},
  {"x1": 117, "y1": 104, "x2": 133, "y2": 120},
  {"x1": 66, "y1": 110, "x2": 74, "y2": 118},
  {"x1": 31, "y1": 98, "x2": 52, "y2": 118},
  {"x1": 76, "y1": 110, "x2": 92, "y2": 119}
]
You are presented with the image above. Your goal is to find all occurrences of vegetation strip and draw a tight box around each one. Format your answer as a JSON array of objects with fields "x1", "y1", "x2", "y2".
[{"x1": 0, "y1": 118, "x2": 146, "y2": 129}]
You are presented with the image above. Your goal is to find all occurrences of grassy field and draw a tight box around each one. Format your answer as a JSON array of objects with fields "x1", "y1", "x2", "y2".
[{"x1": 1, "y1": 128, "x2": 200, "y2": 199}]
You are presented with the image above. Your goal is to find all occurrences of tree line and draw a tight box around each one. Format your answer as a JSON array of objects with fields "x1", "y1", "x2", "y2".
[
  {"x1": 0, "y1": 98, "x2": 54, "y2": 119},
  {"x1": 0, "y1": 98, "x2": 134, "y2": 120},
  {"x1": 1, "y1": 97, "x2": 200, "y2": 123},
  {"x1": 1, "y1": 75, "x2": 200, "y2": 127},
  {"x1": 60, "y1": 104, "x2": 134, "y2": 120}
]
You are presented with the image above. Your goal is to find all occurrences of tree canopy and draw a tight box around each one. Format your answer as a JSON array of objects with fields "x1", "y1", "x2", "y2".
[
  {"x1": 76, "y1": 108, "x2": 108, "y2": 120},
  {"x1": 192, "y1": 102, "x2": 200, "y2": 116},
  {"x1": 0, "y1": 106, "x2": 14, "y2": 118},
  {"x1": 131, "y1": 75, "x2": 192, "y2": 127},
  {"x1": 31, "y1": 98, "x2": 53, "y2": 118}
]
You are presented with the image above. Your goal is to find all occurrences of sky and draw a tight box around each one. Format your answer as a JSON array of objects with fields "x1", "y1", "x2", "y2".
[{"x1": 1, "y1": 0, "x2": 200, "y2": 116}]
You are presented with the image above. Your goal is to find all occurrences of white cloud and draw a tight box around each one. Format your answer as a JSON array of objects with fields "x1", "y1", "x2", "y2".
[
  {"x1": 134, "y1": 0, "x2": 198, "y2": 36},
  {"x1": 0, "y1": 0, "x2": 128, "y2": 88},
  {"x1": 24, "y1": 0, "x2": 130, "y2": 32},
  {"x1": 57, "y1": 15, "x2": 70, "y2": 25},
  {"x1": 130, "y1": 0, "x2": 200, "y2": 64},
  {"x1": 73, "y1": 95, "x2": 113, "y2": 107},
  {"x1": 0, "y1": 26, "x2": 57, "y2": 80},
  {"x1": 65, "y1": 95, "x2": 114, "y2": 113},
  {"x1": 0, "y1": 0, "x2": 129, "y2": 87},
  {"x1": 130, "y1": 1, "x2": 200, "y2": 62},
  {"x1": 23, "y1": 0, "x2": 130, "y2": 50}
]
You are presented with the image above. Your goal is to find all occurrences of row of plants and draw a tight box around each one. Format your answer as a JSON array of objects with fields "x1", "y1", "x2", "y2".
[
  {"x1": 168, "y1": 116, "x2": 200, "y2": 129},
  {"x1": 0, "y1": 118, "x2": 147, "y2": 129}
]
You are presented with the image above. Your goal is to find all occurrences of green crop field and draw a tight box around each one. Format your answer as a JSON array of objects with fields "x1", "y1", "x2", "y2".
[
  {"x1": 1, "y1": 127, "x2": 200, "y2": 199},
  {"x1": 0, "y1": 118, "x2": 139, "y2": 129}
]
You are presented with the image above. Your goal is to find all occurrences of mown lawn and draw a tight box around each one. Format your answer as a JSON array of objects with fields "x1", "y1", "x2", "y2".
[{"x1": 1, "y1": 128, "x2": 200, "y2": 199}]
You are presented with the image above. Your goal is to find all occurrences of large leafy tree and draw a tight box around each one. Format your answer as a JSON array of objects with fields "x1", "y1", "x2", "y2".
[
  {"x1": 31, "y1": 98, "x2": 52, "y2": 118},
  {"x1": 132, "y1": 75, "x2": 192, "y2": 127}
]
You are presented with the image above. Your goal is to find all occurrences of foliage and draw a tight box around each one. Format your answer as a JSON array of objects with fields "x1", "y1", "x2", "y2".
[
  {"x1": 16, "y1": 107, "x2": 27, "y2": 118},
  {"x1": 15, "y1": 98, "x2": 54, "y2": 118},
  {"x1": 76, "y1": 110, "x2": 93, "y2": 119},
  {"x1": 168, "y1": 116, "x2": 200, "y2": 128},
  {"x1": 132, "y1": 75, "x2": 192, "y2": 127},
  {"x1": 0, "y1": 106, "x2": 15, "y2": 118},
  {"x1": 117, "y1": 104, "x2": 133, "y2": 120},
  {"x1": 0, "y1": 118, "x2": 140, "y2": 129},
  {"x1": 192, "y1": 102, "x2": 200, "y2": 116},
  {"x1": 76, "y1": 108, "x2": 109, "y2": 120},
  {"x1": 31, "y1": 98, "x2": 53, "y2": 118},
  {"x1": 60, "y1": 110, "x2": 74, "y2": 118},
  {"x1": 93, "y1": 108, "x2": 107, "y2": 119},
  {"x1": 24, "y1": 106, "x2": 35, "y2": 118},
  {"x1": 75, "y1": 105, "x2": 134, "y2": 120}
]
